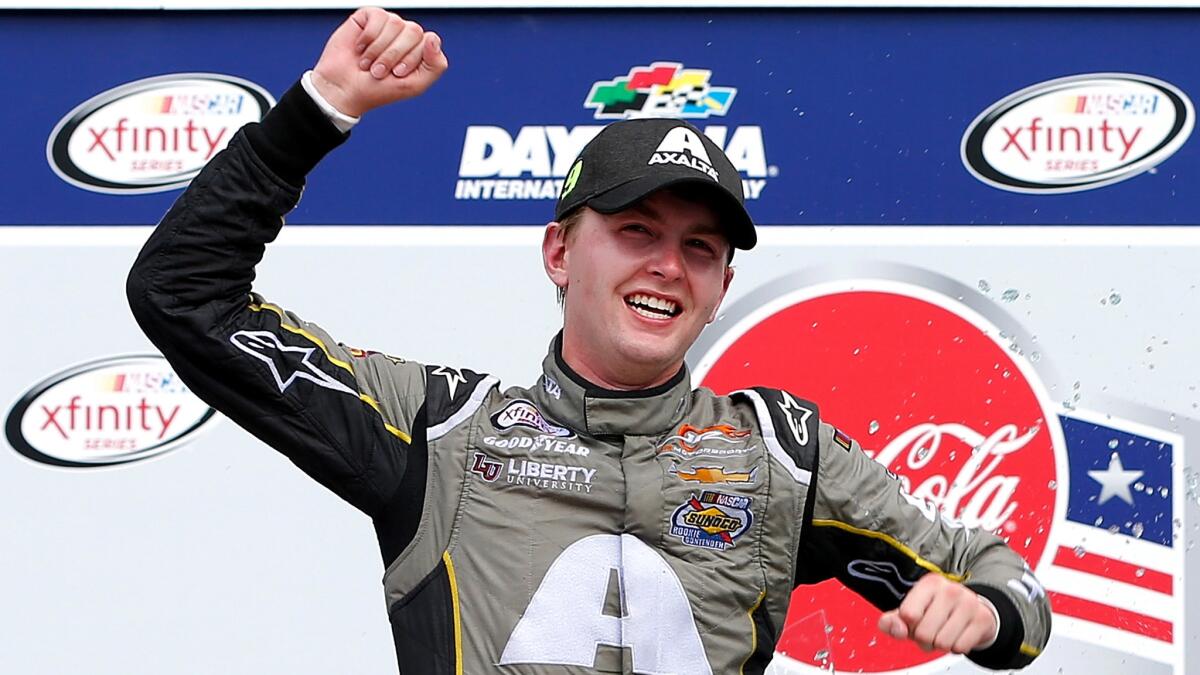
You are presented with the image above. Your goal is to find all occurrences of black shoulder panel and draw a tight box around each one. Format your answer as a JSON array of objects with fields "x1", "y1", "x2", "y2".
[
  {"x1": 740, "y1": 387, "x2": 820, "y2": 473},
  {"x1": 423, "y1": 365, "x2": 490, "y2": 428},
  {"x1": 375, "y1": 405, "x2": 429, "y2": 566}
]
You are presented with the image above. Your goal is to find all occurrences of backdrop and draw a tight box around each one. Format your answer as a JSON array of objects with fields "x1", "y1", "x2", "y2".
[{"x1": 1, "y1": 7, "x2": 1196, "y2": 674}]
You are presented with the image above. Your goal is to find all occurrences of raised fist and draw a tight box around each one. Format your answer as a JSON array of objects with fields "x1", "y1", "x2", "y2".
[{"x1": 311, "y1": 7, "x2": 449, "y2": 117}]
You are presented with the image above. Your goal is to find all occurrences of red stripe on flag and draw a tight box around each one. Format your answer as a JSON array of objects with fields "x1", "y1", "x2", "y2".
[
  {"x1": 1052, "y1": 545, "x2": 1173, "y2": 595},
  {"x1": 1048, "y1": 591, "x2": 1173, "y2": 643}
]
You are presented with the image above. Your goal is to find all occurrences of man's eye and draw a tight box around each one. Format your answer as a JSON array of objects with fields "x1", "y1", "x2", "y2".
[
  {"x1": 688, "y1": 239, "x2": 716, "y2": 255},
  {"x1": 623, "y1": 224, "x2": 651, "y2": 234}
]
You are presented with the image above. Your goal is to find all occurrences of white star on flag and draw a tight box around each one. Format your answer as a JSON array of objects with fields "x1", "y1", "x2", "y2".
[{"x1": 1087, "y1": 453, "x2": 1144, "y2": 506}]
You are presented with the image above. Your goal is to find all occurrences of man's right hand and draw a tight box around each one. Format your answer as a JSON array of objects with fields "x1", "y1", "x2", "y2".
[{"x1": 311, "y1": 7, "x2": 449, "y2": 118}]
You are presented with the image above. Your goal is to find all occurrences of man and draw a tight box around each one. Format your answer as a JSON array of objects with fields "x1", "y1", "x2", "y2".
[{"x1": 127, "y1": 8, "x2": 1050, "y2": 674}]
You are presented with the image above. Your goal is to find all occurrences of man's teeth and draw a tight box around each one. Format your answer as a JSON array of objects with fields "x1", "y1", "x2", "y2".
[{"x1": 626, "y1": 293, "x2": 678, "y2": 318}]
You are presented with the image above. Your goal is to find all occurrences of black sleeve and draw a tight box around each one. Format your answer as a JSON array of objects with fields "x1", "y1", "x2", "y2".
[
  {"x1": 126, "y1": 80, "x2": 426, "y2": 517},
  {"x1": 796, "y1": 421, "x2": 1050, "y2": 670}
]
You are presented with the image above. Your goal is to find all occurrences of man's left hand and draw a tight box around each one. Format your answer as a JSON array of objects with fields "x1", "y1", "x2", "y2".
[{"x1": 877, "y1": 574, "x2": 997, "y2": 654}]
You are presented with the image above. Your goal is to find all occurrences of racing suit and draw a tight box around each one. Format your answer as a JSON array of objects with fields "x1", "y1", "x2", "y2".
[{"x1": 126, "y1": 81, "x2": 1051, "y2": 674}]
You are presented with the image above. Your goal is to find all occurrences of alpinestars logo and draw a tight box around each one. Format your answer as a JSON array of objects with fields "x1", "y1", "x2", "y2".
[
  {"x1": 585, "y1": 62, "x2": 736, "y2": 119},
  {"x1": 649, "y1": 127, "x2": 719, "y2": 181}
]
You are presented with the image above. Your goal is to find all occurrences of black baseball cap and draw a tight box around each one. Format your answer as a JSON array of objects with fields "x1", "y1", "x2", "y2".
[{"x1": 554, "y1": 118, "x2": 757, "y2": 250}]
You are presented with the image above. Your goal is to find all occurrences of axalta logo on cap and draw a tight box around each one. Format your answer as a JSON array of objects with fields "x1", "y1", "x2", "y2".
[
  {"x1": 649, "y1": 127, "x2": 719, "y2": 180},
  {"x1": 691, "y1": 270, "x2": 1068, "y2": 674},
  {"x1": 47, "y1": 73, "x2": 274, "y2": 194},
  {"x1": 5, "y1": 355, "x2": 217, "y2": 468},
  {"x1": 962, "y1": 73, "x2": 1194, "y2": 193},
  {"x1": 456, "y1": 61, "x2": 775, "y2": 202}
]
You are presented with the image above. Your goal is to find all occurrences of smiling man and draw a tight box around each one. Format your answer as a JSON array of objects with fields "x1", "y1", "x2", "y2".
[
  {"x1": 545, "y1": 119, "x2": 747, "y2": 391},
  {"x1": 127, "y1": 7, "x2": 1050, "y2": 674}
]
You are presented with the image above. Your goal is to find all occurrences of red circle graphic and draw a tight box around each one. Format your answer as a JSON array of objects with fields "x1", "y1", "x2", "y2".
[{"x1": 700, "y1": 289, "x2": 1056, "y2": 673}]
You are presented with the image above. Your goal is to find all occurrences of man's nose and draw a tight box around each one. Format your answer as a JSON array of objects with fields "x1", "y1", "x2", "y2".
[{"x1": 647, "y1": 241, "x2": 685, "y2": 281}]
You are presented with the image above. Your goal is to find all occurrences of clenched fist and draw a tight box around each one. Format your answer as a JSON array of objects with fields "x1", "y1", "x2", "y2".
[
  {"x1": 311, "y1": 7, "x2": 449, "y2": 117},
  {"x1": 877, "y1": 573, "x2": 998, "y2": 654}
]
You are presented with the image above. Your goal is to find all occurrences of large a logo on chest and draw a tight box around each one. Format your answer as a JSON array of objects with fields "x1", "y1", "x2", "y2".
[{"x1": 500, "y1": 533, "x2": 714, "y2": 674}]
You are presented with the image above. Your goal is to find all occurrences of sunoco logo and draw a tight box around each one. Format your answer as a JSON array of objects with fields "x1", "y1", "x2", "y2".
[
  {"x1": 5, "y1": 355, "x2": 217, "y2": 467},
  {"x1": 456, "y1": 62, "x2": 775, "y2": 203},
  {"x1": 47, "y1": 73, "x2": 274, "y2": 194},
  {"x1": 962, "y1": 73, "x2": 1193, "y2": 193}
]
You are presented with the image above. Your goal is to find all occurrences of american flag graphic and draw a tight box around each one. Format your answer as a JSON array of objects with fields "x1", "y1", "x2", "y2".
[{"x1": 1039, "y1": 410, "x2": 1185, "y2": 669}]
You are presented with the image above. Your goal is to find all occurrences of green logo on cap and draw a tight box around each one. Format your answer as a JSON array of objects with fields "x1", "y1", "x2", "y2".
[{"x1": 561, "y1": 160, "x2": 583, "y2": 198}]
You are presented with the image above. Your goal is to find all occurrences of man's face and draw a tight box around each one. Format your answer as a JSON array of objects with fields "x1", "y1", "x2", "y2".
[{"x1": 543, "y1": 189, "x2": 735, "y2": 389}]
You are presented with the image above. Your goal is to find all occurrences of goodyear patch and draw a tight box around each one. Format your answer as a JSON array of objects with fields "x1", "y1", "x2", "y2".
[{"x1": 669, "y1": 491, "x2": 753, "y2": 551}]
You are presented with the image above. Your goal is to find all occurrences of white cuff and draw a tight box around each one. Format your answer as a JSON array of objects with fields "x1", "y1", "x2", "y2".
[
  {"x1": 977, "y1": 595, "x2": 1002, "y2": 649},
  {"x1": 301, "y1": 70, "x2": 359, "y2": 134}
]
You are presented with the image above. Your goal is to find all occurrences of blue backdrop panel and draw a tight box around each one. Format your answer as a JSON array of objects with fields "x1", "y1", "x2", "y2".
[{"x1": 0, "y1": 9, "x2": 1196, "y2": 225}]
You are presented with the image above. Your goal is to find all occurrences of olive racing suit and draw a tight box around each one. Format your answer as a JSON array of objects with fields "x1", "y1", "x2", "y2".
[{"x1": 126, "y1": 81, "x2": 1051, "y2": 674}]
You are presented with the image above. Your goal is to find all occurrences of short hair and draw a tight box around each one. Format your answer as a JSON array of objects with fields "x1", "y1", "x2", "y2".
[{"x1": 555, "y1": 207, "x2": 587, "y2": 306}]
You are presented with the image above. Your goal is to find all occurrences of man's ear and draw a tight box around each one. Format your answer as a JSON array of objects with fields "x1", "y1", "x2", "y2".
[
  {"x1": 707, "y1": 265, "x2": 735, "y2": 323},
  {"x1": 542, "y1": 221, "x2": 569, "y2": 291}
]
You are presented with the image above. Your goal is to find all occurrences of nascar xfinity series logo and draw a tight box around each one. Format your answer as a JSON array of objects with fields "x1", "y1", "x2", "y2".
[
  {"x1": 5, "y1": 355, "x2": 217, "y2": 467},
  {"x1": 491, "y1": 399, "x2": 573, "y2": 438},
  {"x1": 962, "y1": 73, "x2": 1194, "y2": 193},
  {"x1": 456, "y1": 62, "x2": 775, "y2": 203},
  {"x1": 47, "y1": 73, "x2": 273, "y2": 194}
]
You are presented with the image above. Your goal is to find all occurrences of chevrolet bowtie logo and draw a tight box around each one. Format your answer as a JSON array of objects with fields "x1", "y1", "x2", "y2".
[{"x1": 670, "y1": 465, "x2": 757, "y2": 484}]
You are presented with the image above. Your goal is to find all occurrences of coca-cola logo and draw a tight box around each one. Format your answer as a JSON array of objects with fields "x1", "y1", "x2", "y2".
[
  {"x1": 5, "y1": 355, "x2": 217, "y2": 467},
  {"x1": 690, "y1": 270, "x2": 1067, "y2": 673},
  {"x1": 867, "y1": 422, "x2": 1038, "y2": 533},
  {"x1": 47, "y1": 73, "x2": 273, "y2": 194},
  {"x1": 962, "y1": 73, "x2": 1194, "y2": 193}
]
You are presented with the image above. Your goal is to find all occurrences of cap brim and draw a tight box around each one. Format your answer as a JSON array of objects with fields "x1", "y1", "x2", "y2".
[{"x1": 586, "y1": 175, "x2": 757, "y2": 250}]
